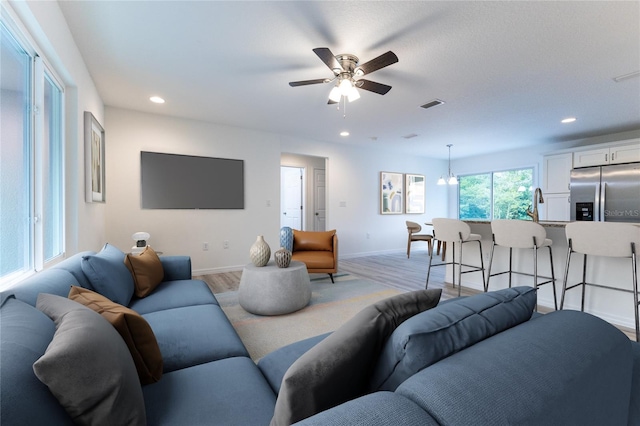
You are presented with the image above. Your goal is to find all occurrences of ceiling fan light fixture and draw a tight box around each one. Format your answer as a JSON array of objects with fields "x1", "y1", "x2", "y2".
[
  {"x1": 437, "y1": 176, "x2": 446, "y2": 185},
  {"x1": 347, "y1": 87, "x2": 360, "y2": 102},
  {"x1": 329, "y1": 86, "x2": 342, "y2": 102},
  {"x1": 339, "y1": 78, "x2": 353, "y2": 96}
]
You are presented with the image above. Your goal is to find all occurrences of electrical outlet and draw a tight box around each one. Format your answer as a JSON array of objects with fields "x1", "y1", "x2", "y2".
[
  {"x1": 223, "y1": 240, "x2": 229, "y2": 249},
  {"x1": 266, "y1": 200, "x2": 271, "y2": 207},
  {"x1": 366, "y1": 232, "x2": 370, "y2": 239},
  {"x1": 203, "y1": 242, "x2": 209, "y2": 251}
]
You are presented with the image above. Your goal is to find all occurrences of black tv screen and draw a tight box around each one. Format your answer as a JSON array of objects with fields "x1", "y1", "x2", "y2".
[{"x1": 140, "y1": 151, "x2": 244, "y2": 209}]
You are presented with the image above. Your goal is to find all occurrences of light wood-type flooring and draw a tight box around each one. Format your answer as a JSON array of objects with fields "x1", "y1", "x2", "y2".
[{"x1": 199, "y1": 247, "x2": 636, "y2": 341}]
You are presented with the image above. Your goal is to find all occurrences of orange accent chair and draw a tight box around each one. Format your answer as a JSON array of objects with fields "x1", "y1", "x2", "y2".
[{"x1": 291, "y1": 230, "x2": 338, "y2": 283}]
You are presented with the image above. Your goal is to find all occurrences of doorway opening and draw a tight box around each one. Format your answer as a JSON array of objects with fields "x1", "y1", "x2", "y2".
[{"x1": 280, "y1": 154, "x2": 327, "y2": 231}]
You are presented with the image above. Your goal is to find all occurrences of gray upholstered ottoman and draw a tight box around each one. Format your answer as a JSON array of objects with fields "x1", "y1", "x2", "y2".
[{"x1": 239, "y1": 261, "x2": 312, "y2": 315}]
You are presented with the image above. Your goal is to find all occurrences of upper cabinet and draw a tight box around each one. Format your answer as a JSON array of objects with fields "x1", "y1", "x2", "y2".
[
  {"x1": 573, "y1": 140, "x2": 640, "y2": 168},
  {"x1": 542, "y1": 153, "x2": 572, "y2": 194}
]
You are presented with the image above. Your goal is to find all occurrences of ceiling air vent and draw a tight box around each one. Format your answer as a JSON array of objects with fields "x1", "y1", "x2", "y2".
[{"x1": 420, "y1": 99, "x2": 445, "y2": 109}]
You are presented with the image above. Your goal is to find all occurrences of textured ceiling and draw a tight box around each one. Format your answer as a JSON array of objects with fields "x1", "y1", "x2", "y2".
[{"x1": 58, "y1": 1, "x2": 640, "y2": 159}]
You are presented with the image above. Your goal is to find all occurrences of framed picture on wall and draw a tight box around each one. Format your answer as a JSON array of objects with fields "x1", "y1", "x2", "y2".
[
  {"x1": 380, "y1": 171, "x2": 403, "y2": 214},
  {"x1": 405, "y1": 174, "x2": 425, "y2": 214},
  {"x1": 84, "y1": 111, "x2": 106, "y2": 203}
]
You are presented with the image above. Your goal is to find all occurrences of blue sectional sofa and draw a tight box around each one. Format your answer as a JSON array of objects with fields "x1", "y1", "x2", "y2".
[{"x1": 1, "y1": 246, "x2": 639, "y2": 425}]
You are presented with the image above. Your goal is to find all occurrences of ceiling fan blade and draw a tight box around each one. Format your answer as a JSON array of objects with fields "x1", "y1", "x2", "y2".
[
  {"x1": 327, "y1": 99, "x2": 338, "y2": 105},
  {"x1": 289, "y1": 79, "x2": 328, "y2": 87},
  {"x1": 357, "y1": 79, "x2": 392, "y2": 95},
  {"x1": 313, "y1": 47, "x2": 343, "y2": 72},
  {"x1": 355, "y1": 51, "x2": 398, "y2": 75}
]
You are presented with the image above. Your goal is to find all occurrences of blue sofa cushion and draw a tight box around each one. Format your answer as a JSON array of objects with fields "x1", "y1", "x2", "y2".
[
  {"x1": 33, "y1": 294, "x2": 146, "y2": 425},
  {"x1": 396, "y1": 310, "x2": 633, "y2": 425},
  {"x1": 258, "y1": 332, "x2": 330, "y2": 394},
  {"x1": 271, "y1": 289, "x2": 441, "y2": 426},
  {"x1": 143, "y1": 304, "x2": 248, "y2": 372},
  {"x1": 81, "y1": 243, "x2": 135, "y2": 305},
  {"x1": 144, "y1": 356, "x2": 276, "y2": 426},
  {"x1": 130, "y1": 279, "x2": 218, "y2": 314},
  {"x1": 0, "y1": 295, "x2": 73, "y2": 425},
  {"x1": 370, "y1": 286, "x2": 536, "y2": 392},
  {"x1": 10, "y1": 268, "x2": 80, "y2": 307},
  {"x1": 294, "y1": 392, "x2": 439, "y2": 426}
]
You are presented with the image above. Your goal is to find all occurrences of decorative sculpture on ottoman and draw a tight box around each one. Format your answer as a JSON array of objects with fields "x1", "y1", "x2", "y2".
[
  {"x1": 274, "y1": 248, "x2": 292, "y2": 268},
  {"x1": 249, "y1": 235, "x2": 271, "y2": 267}
]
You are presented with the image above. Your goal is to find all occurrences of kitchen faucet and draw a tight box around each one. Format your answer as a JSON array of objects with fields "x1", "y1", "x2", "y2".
[{"x1": 526, "y1": 188, "x2": 544, "y2": 223}]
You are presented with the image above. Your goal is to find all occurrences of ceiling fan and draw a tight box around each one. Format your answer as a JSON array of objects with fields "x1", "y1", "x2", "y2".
[{"x1": 289, "y1": 47, "x2": 399, "y2": 104}]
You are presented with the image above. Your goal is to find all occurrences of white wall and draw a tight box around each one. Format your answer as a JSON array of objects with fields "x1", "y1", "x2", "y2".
[
  {"x1": 6, "y1": 1, "x2": 106, "y2": 255},
  {"x1": 105, "y1": 107, "x2": 448, "y2": 274}
]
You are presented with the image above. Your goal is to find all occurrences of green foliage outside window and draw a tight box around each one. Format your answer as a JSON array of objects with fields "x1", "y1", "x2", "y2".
[{"x1": 459, "y1": 168, "x2": 533, "y2": 220}]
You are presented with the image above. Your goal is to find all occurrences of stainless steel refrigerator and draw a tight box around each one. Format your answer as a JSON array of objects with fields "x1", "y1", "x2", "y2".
[{"x1": 570, "y1": 163, "x2": 640, "y2": 222}]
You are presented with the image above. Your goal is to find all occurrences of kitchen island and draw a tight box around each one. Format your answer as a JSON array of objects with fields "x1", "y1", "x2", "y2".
[{"x1": 441, "y1": 220, "x2": 638, "y2": 336}]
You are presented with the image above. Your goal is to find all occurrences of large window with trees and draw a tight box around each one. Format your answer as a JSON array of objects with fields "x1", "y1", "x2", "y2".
[
  {"x1": 1, "y1": 16, "x2": 64, "y2": 286},
  {"x1": 459, "y1": 168, "x2": 534, "y2": 220}
]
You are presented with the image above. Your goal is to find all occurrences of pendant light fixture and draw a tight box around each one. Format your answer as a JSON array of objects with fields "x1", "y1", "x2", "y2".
[{"x1": 438, "y1": 144, "x2": 458, "y2": 185}]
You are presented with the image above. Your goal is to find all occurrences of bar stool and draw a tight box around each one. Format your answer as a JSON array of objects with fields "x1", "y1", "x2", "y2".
[
  {"x1": 426, "y1": 218, "x2": 486, "y2": 297},
  {"x1": 560, "y1": 222, "x2": 639, "y2": 341},
  {"x1": 486, "y1": 219, "x2": 557, "y2": 310}
]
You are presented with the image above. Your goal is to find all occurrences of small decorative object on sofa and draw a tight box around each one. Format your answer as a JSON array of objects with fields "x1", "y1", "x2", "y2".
[
  {"x1": 250, "y1": 235, "x2": 271, "y2": 267},
  {"x1": 274, "y1": 248, "x2": 292, "y2": 268}
]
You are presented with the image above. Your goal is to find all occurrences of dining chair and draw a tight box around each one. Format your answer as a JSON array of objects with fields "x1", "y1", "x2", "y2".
[{"x1": 406, "y1": 221, "x2": 433, "y2": 258}]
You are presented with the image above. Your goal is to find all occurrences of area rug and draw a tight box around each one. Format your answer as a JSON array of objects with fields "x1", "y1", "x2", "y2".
[{"x1": 215, "y1": 279, "x2": 403, "y2": 361}]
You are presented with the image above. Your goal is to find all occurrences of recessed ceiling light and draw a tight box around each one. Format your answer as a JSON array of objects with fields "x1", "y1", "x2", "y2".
[
  {"x1": 340, "y1": 131, "x2": 349, "y2": 136},
  {"x1": 561, "y1": 117, "x2": 577, "y2": 124},
  {"x1": 149, "y1": 96, "x2": 165, "y2": 104}
]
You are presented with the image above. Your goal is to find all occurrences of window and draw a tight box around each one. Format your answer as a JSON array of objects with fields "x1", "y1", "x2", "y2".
[
  {"x1": 459, "y1": 168, "x2": 534, "y2": 220},
  {"x1": 0, "y1": 18, "x2": 64, "y2": 286}
]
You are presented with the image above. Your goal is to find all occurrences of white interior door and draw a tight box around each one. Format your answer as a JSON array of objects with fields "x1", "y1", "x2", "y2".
[
  {"x1": 314, "y1": 168, "x2": 326, "y2": 231},
  {"x1": 281, "y1": 166, "x2": 303, "y2": 230}
]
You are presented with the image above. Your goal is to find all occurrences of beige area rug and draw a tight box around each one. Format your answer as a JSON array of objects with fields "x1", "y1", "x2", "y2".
[{"x1": 214, "y1": 277, "x2": 403, "y2": 361}]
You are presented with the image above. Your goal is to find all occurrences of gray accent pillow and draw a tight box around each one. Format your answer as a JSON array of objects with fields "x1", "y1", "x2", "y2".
[
  {"x1": 81, "y1": 243, "x2": 135, "y2": 305},
  {"x1": 33, "y1": 294, "x2": 146, "y2": 426},
  {"x1": 270, "y1": 288, "x2": 441, "y2": 426},
  {"x1": 369, "y1": 286, "x2": 537, "y2": 392}
]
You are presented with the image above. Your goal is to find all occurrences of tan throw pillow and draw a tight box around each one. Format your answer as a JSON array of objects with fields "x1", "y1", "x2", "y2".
[
  {"x1": 68, "y1": 286, "x2": 163, "y2": 384},
  {"x1": 124, "y1": 246, "x2": 164, "y2": 298}
]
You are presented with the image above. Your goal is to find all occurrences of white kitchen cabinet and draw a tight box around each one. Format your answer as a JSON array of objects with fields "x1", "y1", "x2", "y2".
[
  {"x1": 542, "y1": 193, "x2": 570, "y2": 221},
  {"x1": 610, "y1": 142, "x2": 640, "y2": 164},
  {"x1": 542, "y1": 153, "x2": 572, "y2": 194},
  {"x1": 573, "y1": 140, "x2": 640, "y2": 168}
]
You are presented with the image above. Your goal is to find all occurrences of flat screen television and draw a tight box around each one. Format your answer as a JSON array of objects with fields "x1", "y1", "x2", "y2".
[{"x1": 140, "y1": 151, "x2": 244, "y2": 209}]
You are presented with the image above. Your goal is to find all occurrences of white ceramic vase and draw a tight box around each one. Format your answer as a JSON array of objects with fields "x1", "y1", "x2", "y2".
[{"x1": 249, "y1": 235, "x2": 271, "y2": 267}]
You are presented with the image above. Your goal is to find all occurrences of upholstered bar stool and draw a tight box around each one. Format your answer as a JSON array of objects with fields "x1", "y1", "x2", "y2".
[
  {"x1": 426, "y1": 218, "x2": 486, "y2": 297},
  {"x1": 406, "y1": 221, "x2": 433, "y2": 258},
  {"x1": 486, "y1": 219, "x2": 557, "y2": 310},
  {"x1": 560, "y1": 222, "x2": 639, "y2": 341}
]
